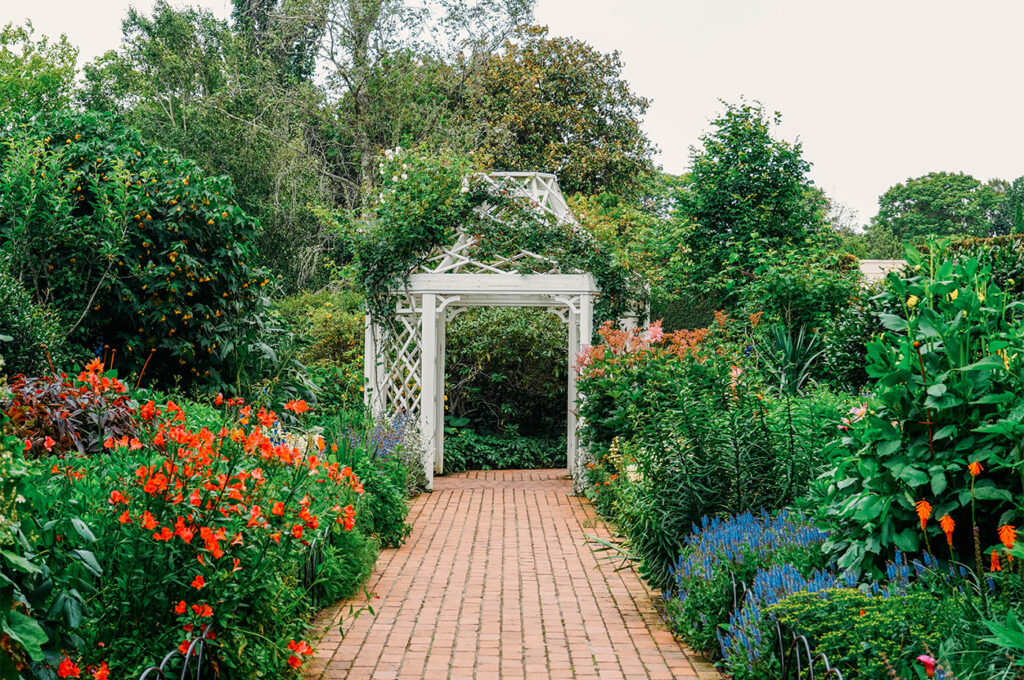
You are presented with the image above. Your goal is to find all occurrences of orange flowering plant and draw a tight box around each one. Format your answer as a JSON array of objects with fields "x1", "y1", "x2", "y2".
[
  {"x1": 821, "y1": 244, "x2": 1023, "y2": 573},
  {"x1": 38, "y1": 362, "x2": 369, "y2": 678}
]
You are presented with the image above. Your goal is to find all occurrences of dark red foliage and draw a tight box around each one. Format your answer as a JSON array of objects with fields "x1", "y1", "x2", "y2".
[{"x1": 4, "y1": 366, "x2": 139, "y2": 457}]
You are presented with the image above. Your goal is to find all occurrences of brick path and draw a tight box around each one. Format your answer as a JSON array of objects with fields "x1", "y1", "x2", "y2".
[{"x1": 306, "y1": 469, "x2": 718, "y2": 680}]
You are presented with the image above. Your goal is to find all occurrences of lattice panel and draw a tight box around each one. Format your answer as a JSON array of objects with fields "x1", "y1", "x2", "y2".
[
  {"x1": 415, "y1": 172, "x2": 578, "y2": 276},
  {"x1": 380, "y1": 312, "x2": 423, "y2": 419}
]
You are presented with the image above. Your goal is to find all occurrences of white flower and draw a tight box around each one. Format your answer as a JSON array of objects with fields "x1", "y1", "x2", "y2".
[
  {"x1": 392, "y1": 175, "x2": 399, "y2": 182},
  {"x1": 401, "y1": 173, "x2": 408, "y2": 180},
  {"x1": 460, "y1": 186, "x2": 469, "y2": 194}
]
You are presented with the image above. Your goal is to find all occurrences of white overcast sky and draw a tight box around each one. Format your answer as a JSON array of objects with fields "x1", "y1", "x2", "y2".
[{"x1": 5, "y1": 0, "x2": 1023, "y2": 226}]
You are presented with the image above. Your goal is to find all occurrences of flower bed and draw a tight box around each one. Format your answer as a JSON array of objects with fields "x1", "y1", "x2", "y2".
[{"x1": 0, "y1": 361, "x2": 412, "y2": 678}]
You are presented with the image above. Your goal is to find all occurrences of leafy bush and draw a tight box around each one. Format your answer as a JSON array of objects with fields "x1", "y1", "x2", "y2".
[
  {"x1": 0, "y1": 109, "x2": 270, "y2": 390},
  {"x1": 446, "y1": 307, "x2": 566, "y2": 438},
  {"x1": 765, "y1": 587, "x2": 960, "y2": 679},
  {"x1": 821, "y1": 243, "x2": 1024, "y2": 572},
  {"x1": 664, "y1": 510, "x2": 828, "y2": 655},
  {"x1": 0, "y1": 382, "x2": 98, "y2": 675},
  {"x1": 579, "y1": 316, "x2": 848, "y2": 588},
  {"x1": 4, "y1": 360, "x2": 138, "y2": 456},
  {"x1": 0, "y1": 262, "x2": 78, "y2": 377},
  {"x1": 739, "y1": 249, "x2": 862, "y2": 331},
  {"x1": 443, "y1": 425, "x2": 565, "y2": 473},
  {"x1": 276, "y1": 288, "x2": 365, "y2": 416},
  {"x1": 321, "y1": 410, "x2": 414, "y2": 548},
  {"x1": 814, "y1": 281, "x2": 897, "y2": 393}
]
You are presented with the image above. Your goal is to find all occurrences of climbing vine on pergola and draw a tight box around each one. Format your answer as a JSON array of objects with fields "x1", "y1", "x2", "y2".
[{"x1": 353, "y1": 150, "x2": 643, "y2": 489}]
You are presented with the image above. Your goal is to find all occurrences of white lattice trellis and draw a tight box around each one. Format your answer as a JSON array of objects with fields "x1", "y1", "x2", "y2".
[{"x1": 365, "y1": 172, "x2": 622, "y2": 490}]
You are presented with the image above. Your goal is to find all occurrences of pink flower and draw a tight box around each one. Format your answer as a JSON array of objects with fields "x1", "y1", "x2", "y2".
[
  {"x1": 646, "y1": 321, "x2": 664, "y2": 343},
  {"x1": 916, "y1": 654, "x2": 936, "y2": 678},
  {"x1": 848, "y1": 403, "x2": 868, "y2": 422}
]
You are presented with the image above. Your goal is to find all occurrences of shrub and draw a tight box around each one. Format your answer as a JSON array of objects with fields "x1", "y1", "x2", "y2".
[
  {"x1": 276, "y1": 288, "x2": 365, "y2": 416},
  {"x1": 4, "y1": 360, "x2": 138, "y2": 456},
  {"x1": 443, "y1": 426, "x2": 565, "y2": 473},
  {"x1": 579, "y1": 316, "x2": 848, "y2": 588},
  {"x1": 766, "y1": 587, "x2": 961, "y2": 679},
  {"x1": 739, "y1": 249, "x2": 862, "y2": 331},
  {"x1": 820, "y1": 243, "x2": 1024, "y2": 572},
  {"x1": 0, "y1": 109, "x2": 270, "y2": 389},
  {"x1": 321, "y1": 410, "x2": 413, "y2": 548},
  {"x1": 664, "y1": 510, "x2": 829, "y2": 655},
  {"x1": 0, "y1": 261, "x2": 76, "y2": 376},
  {"x1": 446, "y1": 307, "x2": 567, "y2": 438}
]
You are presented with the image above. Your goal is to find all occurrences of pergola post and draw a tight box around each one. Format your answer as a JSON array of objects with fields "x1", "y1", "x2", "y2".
[
  {"x1": 566, "y1": 306, "x2": 579, "y2": 480},
  {"x1": 434, "y1": 305, "x2": 447, "y2": 476},
  {"x1": 420, "y1": 294, "x2": 438, "y2": 490}
]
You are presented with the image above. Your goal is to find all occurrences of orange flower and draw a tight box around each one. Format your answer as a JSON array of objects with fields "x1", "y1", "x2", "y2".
[
  {"x1": 142, "y1": 511, "x2": 157, "y2": 530},
  {"x1": 57, "y1": 656, "x2": 80, "y2": 678},
  {"x1": 968, "y1": 461, "x2": 984, "y2": 477},
  {"x1": 117, "y1": 510, "x2": 131, "y2": 524},
  {"x1": 92, "y1": 662, "x2": 109, "y2": 680},
  {"x1": 991, "y1": 549, "x2": 1002, "y2": 572},
  {"x1": 915, "y1": 500, "x2": 932, "y2": 531},
  {"x1": 174, "y1": 600, "x2": 187, "y2": 614},
  {"x1": 284, "y1": 399, "x2": 309, "y2": 414},
  {"x1": 271, "y1": 501, "x2": 284, "y2": 516},
  {"x1": 939, "y1": 515, "x2": 955, "y2": 546},
  {"x1": 999, "y1": 524, "x2": 1016, "y2": 551},
  {"x1": 191, "y1": 574, "x2": 206, "y2": 590},
  {"x1": 191, "y1": 603, "x2": 213, "y2": 618}
]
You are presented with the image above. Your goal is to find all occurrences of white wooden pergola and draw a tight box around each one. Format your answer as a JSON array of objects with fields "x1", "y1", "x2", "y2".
[{"x1": 363, "y1": 172, "x2": 601, "y2": 490}]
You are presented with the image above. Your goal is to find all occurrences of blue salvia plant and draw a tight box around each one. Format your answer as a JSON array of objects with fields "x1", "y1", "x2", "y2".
[{"x1": 663, "y1": 510, "x2": 829, "y2": 653}]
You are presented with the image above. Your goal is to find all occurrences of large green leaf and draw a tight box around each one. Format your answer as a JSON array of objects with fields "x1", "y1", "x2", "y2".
[{"x1": 2, "y1": 611, "x2": 47, "y2": 661}]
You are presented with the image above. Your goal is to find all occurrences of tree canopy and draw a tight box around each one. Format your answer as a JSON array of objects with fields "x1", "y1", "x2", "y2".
[
  {"x1": 871, "y1": 171, "x2": 1001, "y2": 241},
  {"x1": 473, "y1": 26, "x2": 654, "y2": 197},
  {"x1": 676, "y1": 101, "x2": 829, "y2": 302}
]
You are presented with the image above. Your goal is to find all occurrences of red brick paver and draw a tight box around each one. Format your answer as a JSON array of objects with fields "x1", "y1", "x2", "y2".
[{"x1": 306, "y1": 469, "x2": 718, "y2": 679}]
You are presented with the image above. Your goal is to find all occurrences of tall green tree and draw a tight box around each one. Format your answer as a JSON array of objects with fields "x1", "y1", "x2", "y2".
[
  {"x1": 990, "y1": 175, "x2": 1024, "y2": 236},
  {"x1": 0, "y1": 21, "x2": 77, "y2": 119},
  {"x1": 231, "y1": 0, "x2": 328, "y2": 81},
  {"x1": 472, "y1": 26, "x2": 654, "y2": 197},
  {"x1": 80, "y1": 1, "x2": 338, "y2": 290},
  {"x1": 871, "y1": 171, "x2": 1001, "y2": 241},
  {"x1": 678, "y1": 101, "x2": 829, "y2": 303},
  {"x1": 320, "y1": 0, "x2": 534, "y2": 199}
]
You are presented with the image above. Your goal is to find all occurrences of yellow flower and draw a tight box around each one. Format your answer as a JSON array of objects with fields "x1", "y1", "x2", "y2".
[
  {"x1": 948, "y1": 289, "x2": 958, "y2": 301},
  {"x1": 907, "y1": 295, "x2": 919, "y2": 308}
]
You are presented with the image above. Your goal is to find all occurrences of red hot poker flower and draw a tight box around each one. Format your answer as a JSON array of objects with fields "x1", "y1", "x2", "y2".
[
  {"x1": 939, "y1": 515, "x2": 955, "y2": 546},
  {"x1": 914, "y1": 500, "x2": 932, "y2": 531},
  {"x1": 991, "y1": 549, "x2": 1002, "y2": 572},
  {"x1": 999, "y1": 524, "x2": 1016, "y2": 551},
  {"x1": 968, "y1": 461, "x2": 984, "y2": 477}
]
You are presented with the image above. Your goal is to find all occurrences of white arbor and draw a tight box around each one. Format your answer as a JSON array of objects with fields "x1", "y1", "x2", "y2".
[{"x1": 363, "y1": 172, "x2": 603, "y2": 489}]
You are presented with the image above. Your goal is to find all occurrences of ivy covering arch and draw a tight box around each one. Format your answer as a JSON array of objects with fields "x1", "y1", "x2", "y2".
[{"x1": 358, "y1": 159, "x2": 641, "y2": 489}]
